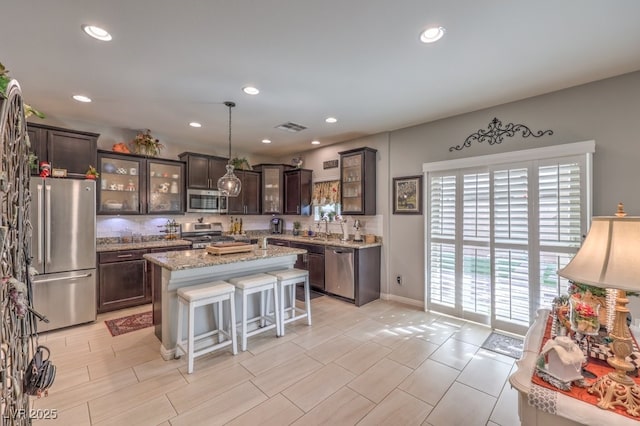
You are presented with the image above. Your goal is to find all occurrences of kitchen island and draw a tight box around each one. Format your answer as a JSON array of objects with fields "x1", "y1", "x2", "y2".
[{"x1": 144, "y1": 244, "x2": 305, "y2": 360}]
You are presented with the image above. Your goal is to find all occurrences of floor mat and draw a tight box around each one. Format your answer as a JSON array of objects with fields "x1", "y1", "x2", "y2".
[
  {"x1": 104, "y1": 311, "x2": 153, "y2": 336},
  {"x1": 296, "y1": 286, "x2": 325, "y2": 301},
  {"x1": 481, "y1": 332, "x2": 524, "y2": 359}
]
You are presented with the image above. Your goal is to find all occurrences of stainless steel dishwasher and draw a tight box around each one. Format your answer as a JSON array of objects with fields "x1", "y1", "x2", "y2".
[{"x1": 325, "y1": 246, "x2": 355, "y2": 299}]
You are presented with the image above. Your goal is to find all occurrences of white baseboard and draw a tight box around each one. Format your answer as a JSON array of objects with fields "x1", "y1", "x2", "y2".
[{"x1": 380, "y1": 292, "x2": 424, "y2": 309}]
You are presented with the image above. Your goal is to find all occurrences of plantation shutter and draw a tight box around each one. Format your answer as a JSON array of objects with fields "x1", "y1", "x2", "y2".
[{"x1": 429, "y1": 174, "x2": 456, "y2": 307}]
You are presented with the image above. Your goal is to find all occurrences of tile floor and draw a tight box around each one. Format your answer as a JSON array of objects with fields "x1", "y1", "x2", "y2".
[{"x1": 33, "y1": 296, "x2": 522, "y2": 425}]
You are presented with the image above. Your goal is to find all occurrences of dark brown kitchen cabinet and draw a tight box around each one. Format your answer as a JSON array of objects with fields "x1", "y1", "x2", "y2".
[
  {"x1": 253, "y1": 164, "x2": 294, "y2": 214},
  {"x1": 27, "y1": 123, "x2": 99, "y2": 178},
  {"x1": 97, "y1": 150, "x2": 185, "y2": 215},
  {"x1": 339, "y1": 147, "x2": 377, "y2": 215},
  {"x1": 227, "y1": 170, "x2": 261, "y2": 215},
  {"x1": 284, "y1": 169, "x2": 313, "y2": 215},
  {"x1": 290, "y1": 241, "x2": 325, "y2": 292},
  {"x1": 98, "y1": 249, "x2": 148, "y2": 313},
  {"x1": 178, "y1": 152, "x2": 228, "y2": 189}
]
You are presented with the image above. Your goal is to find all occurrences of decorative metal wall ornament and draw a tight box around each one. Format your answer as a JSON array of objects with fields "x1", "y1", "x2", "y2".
[{"x1": 449, "y1": 117, "x2": 553, "y2": 152}]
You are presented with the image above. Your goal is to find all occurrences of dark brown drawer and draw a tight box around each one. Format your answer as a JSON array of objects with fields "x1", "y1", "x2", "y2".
[
  {"x1": 99, "y1": 249, "x2": 147, "y2": 263},
  {"x1": 289, "y1": 241, "x2": 324, "y2": 254}
]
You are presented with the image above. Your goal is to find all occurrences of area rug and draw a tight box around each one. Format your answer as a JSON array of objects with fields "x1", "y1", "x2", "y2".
[
  {"x1": 105, "y1": 311, "x2": 153, "y2": 336},
  {"x1": 296, "y1": 286, "x2": 325, "y2": 301},
  {"x1": 481, "y1": 332, "x2": 524, "y2": 359}
]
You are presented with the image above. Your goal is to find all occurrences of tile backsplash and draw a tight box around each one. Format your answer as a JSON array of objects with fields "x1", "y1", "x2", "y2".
[{"x1": 97, "y1": 213, "x2": 383, "y2": 238}]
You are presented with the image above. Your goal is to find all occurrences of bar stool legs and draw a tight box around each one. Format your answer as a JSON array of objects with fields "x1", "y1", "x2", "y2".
[{"x1": 268, "y1": 268, "x2": 311, "y2": 336}]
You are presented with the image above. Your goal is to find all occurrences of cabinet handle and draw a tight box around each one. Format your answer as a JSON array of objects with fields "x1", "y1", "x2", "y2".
[
  {"x1": 297, "y1": 205, "x2": 300, "y2": 214},
  {"x1": 117, "y1": 254, "x2": 134, "y2": 258}
]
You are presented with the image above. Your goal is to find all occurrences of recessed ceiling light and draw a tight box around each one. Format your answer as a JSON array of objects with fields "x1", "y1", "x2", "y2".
[
  {"x1": 243, "y1": 86, "x2": 260, "y2": 95},
  {"x1": 189, "y1": 122, "x2": 202, "y2": 128},
  {"x1": 311, "y1": 140, "x2": 320, "y2": 145},
  {"x1": 261, "y1": 139, "x2": 271, "y2": 144},
  {"x1": 325, "y1": 117, "x2": 337, "y2": 124},
  {"x1": 420, "y1": 26, "x2": 445, "y2": 43},
  {"x1": 81, "y1": 25, "x2": 112, "y2": 41},
  {"x1": 72, "y1": 95, "x2": 92, "y2": 103}
]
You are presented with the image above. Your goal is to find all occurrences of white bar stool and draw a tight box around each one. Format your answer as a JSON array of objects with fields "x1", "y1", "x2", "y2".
[
  {"x1": 175, "y1": 281, "x2": 237, "y2": 374},
  {"x1": 228, "y1": 273, "x2": 280, "y2": 351},
  {"x1": 267, "y1": 268, "x2": 311, "y2": 336}
]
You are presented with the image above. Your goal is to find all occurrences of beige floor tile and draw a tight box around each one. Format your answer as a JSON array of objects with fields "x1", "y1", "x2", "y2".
[
  {"x1": 88, "y1": 344, "x2": 159, "y2": 380},
  {"x1": 291, "y1": 386, "x2": 374, "y2": 426},
  {"x1": 429, "y1": 337, "x2": 478, "y2": 370},
  {"x1": 475, "y1": 348, "x2": 517, "y2": 366},
  {"x1": 240, "y1": 341, "x2": 305, "y2": 375},
  {"x1": 289, "y1": 324, "x2": 344, "y2": 350},
  {"x1": 169, "y1": 381, "x2": 267, "y2": 426},
  {"x1": 489, "y1": 377, "x2": 520, "y2": 426},
  {"x1": 167, "y1": 363, "x2": 254, "y2": 413},
  {"x1": 32, "y1": 369, "x2": 138, "y2": 413},
  {"x1": 177, "y1": 348, "x2": 253, "y2": 383},
  {"x1": 357, "y1": 388, "x2": 432, "y2": 426},
  {"x1": 251, "y1": 354, "x2": 322, "y2": 397},
  {"x1": 398, "y1": 359, "x2": 460, "y2": 405},
  {"x1": 47, "y1": 365, "x2": 90, "y2": 394},
  {"x1": 387, "y1": 337, "x2": 439, "y2": 369},
  {"x1": 50, "y1": 345, "x2": 113, "y2": 372},
  {"x1": 413, "y1": 321, "x2": 457, "y2": 345},
  {"x1": 425, "y1": 382, "x2": 496, "y2": 426},
  {"x1": 133, "y1": 356, "x2": 186, "y2": 382},
  {"x1": 244, "y1": 330, "x2": 299, "y2": 355},
  {"x1": 33, "y1": 402, "x2": 90, "y2": 426},
  {"x1": 282, "y1": 363, "x2": 356, "y2": 412},
  {"x1": 456, "y1": 355, "x2": 513, "y2": 397},
  {"x1": 450, "y1": 321, "x2": 492, "y2": 346},
  {"x1": 93, "y1": 395, "x2": 176, "y2": 426},
  {"x1": 225, "y1": 394, "x2": 304, "y2": 426},
  {"x1": 347, "y1": 358, "x2": 412, "y2": 403},
  {"x1": 88, "y1": 369, "x2": 185, "y2": 424},
  {"x1": 334, "y1": 341, "x2": 391, "y2": 375},
  {"x1": 343, "y1": 318, "x2": 388, "y2": 341},
  {"x1": 305, "y1": 335, "x2": 361, "y2": 364}
]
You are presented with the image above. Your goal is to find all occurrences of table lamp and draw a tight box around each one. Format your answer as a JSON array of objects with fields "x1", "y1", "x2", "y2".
[{"x1": 557, "y1": 203, "x2": 640, "y2": 416}]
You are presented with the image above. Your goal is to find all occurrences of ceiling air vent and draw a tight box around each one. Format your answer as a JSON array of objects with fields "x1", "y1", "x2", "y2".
[{"x1": 276, "y1": 122, "x2": 307, "y2": 133}]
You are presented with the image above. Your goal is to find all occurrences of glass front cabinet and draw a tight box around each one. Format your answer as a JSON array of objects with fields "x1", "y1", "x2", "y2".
[
  {"x1": 339, "y1": 147, "x2": 377, "y2": 215},
  {"x1": 97, "y1": 150, "x2": 184, "y2": 215},
  {"x1": 253, "y1": 164, "x2": 293, "y2": 214}
]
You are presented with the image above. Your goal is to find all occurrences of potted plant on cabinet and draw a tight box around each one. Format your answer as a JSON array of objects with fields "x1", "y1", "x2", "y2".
[
  {"x1": 292, "y1": 221, "x2": 301, "y2": 236},
  {"x1": 130, "y1": 129, "x2": 164, "y2": 157},
  {"x1": 85, "y1": 165, "x2": 99, "y2": 180}
]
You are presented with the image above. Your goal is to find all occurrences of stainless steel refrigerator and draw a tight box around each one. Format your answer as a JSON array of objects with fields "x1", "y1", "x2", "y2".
[{"x1": 30, "y1": 177, "x2": 97, "y2": 332}]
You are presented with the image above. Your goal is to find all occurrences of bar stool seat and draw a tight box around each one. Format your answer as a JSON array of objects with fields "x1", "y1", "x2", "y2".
[
  {"x1": 229, "y1": 273, "x2": 280, "y2": 351},
  {"x1": 267, "y1": 268, "x2": 311, "y2": 336},
  {"x1": 176, "y1": 281, "x2": 237, "y2": 374}
]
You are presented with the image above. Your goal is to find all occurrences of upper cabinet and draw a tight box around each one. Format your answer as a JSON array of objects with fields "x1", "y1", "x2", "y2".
[
  {"x1": 284, "y1": 169, "x2": 313, "y2": 215},
  {"x1": 28, "y1": 123, "x2": 99, "y2": 178},
  {"x1": 253, "y1": 163, "x2": 294, "y2": 215},
  {"x1": 339, "y1": 147, "x2": 377, "y2": 215},
  {"x1": 97, "y1": 150, "x2": 184, "y2": 215},
  {"x1": 178, "y1": 152, "x2": 228, "y2": 189},
  {"x1": 227, "y1": 170, "x2": 261, "y2": 215}
]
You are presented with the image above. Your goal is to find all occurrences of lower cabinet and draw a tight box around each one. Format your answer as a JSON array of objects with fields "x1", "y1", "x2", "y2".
[
  {"x1": 290, "y1": 241, "x2": 325, "y2": 292},
  {"x1": 98, "y1": 249, "x2": 148, "y2": 313},
  {"x1": 98, "y1": 244, "x2": 191, "y2": 313}
]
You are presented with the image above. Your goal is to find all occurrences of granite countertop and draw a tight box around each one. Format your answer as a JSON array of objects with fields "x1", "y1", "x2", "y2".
[
  {"x1": 265, "y1": 234, "x2": 382, "y2": 249},
  {"x1": 96, "y1": 239, "x2": 193, "y2": 252},
  {"x1": 144, "y1": 245, "x2": 306, "y2": 271}
]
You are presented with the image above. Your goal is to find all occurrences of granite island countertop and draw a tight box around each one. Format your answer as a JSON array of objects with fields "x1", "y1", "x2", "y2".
[
  {"x1": 144, "y1": 245, "x2": 306, "y2": 271},
  {"x1": 96, "y1": 239, "x2": 192, "y2": 252}
]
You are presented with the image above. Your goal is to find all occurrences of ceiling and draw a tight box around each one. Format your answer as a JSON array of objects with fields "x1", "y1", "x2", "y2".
[{"x1": 3, "y1": 1, "x2": 640, "y2": 158}]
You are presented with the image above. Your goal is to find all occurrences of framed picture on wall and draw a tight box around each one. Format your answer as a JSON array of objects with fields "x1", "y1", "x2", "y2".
[{"x1": 393, "y1": 175, "x2": 422, "y2": 215}]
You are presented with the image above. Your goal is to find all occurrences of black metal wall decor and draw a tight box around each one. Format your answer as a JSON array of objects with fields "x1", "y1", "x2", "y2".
[{"x1": 449, "y1": 117, "x2": 553, "y2": 152}]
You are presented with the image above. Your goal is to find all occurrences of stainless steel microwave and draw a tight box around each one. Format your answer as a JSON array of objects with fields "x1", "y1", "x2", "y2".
[{"x1": 186, "y1": 189, "x2": 227, "y2": 213}]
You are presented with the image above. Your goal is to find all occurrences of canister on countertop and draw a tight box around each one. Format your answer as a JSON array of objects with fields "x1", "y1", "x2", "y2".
[{"x1": 259, "y1": 236, "x2": 268, "y2": 249}]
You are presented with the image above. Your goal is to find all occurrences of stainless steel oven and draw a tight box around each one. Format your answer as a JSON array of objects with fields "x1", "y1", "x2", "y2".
[{"x1": 186, "y1": 189, "x2": 227, "y2": 213}]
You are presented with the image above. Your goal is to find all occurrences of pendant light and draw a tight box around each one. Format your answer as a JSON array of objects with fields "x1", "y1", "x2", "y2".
[{"x1": 217, "y1": 101, "x2": 242, "y2": 197}]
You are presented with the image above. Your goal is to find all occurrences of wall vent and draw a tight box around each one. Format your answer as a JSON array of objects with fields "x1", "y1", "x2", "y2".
[{"x1": 276, "y1": 122, "x2": 307, "y2": 132}]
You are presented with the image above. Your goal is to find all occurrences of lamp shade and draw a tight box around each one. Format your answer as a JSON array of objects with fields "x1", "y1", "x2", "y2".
[{"x1": 558, "y1": 216, "x2": 640, "y2": 292}]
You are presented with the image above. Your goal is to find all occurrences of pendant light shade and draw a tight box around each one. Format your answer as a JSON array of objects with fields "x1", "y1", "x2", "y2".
[{"x1": 217, "y1": 101, "x2": 242, "y2": 197}]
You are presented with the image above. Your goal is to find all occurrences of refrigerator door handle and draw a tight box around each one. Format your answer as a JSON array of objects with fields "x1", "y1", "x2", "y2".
[
  {"x1": 36, "y1": 183, "x2": 44, "y2": 263},
  {"x1": 34, "y1": 272, "x2": 93, "y2": 283},
  {"x1": 45, "y1": 184, "x2": 52, "y2": 264}
]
